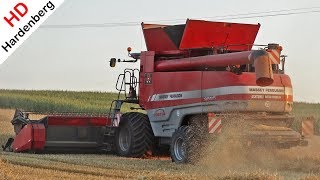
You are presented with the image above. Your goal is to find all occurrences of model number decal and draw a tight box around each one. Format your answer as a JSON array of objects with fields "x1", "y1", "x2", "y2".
[{"x1": 251, "y1": 95, "x2": 282, "y2": 99}]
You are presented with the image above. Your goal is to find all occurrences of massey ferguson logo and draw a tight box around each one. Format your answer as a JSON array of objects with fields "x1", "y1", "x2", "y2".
[{"x1": 154, "y1": 109, "x2": 165, "y2": 117}]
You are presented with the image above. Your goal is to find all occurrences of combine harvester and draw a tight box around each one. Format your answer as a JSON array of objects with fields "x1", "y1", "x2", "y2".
[{"x1": 3, "y1": 19, "x2": 307, "y2": 163}]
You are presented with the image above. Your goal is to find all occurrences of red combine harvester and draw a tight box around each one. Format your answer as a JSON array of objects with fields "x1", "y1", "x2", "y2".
[{"x1": 3, "y1": 19, "x2": 307, "y2": 163}]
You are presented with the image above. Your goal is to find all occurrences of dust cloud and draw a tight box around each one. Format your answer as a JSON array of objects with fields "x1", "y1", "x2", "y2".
[{"x1": 193, "y1": 114, "x2": 320, "y2": 178}]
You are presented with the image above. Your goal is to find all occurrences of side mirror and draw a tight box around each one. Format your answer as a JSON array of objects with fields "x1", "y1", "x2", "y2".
[{"x1": 110, "y1": 58, "x2": 116, "y2": 67}]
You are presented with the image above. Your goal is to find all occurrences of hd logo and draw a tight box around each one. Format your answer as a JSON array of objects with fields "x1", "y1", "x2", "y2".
[{"x1": 0, "y1": 0, "x2": 64, "y2": 65}]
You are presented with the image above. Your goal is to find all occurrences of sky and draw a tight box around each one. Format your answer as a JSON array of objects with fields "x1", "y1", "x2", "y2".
[{"x1": 0, "y1": 0, "x2": 320, "y2": 102}]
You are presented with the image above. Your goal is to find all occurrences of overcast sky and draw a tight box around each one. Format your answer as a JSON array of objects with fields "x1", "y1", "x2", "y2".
[{"x1": 0, "y1": 0, "x2": 320, "y2": 102}]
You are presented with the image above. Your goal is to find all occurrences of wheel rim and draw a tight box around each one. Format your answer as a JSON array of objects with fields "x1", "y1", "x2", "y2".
[
  {"x1": 174, "y1": 137, "x2": 186, "y2": 161},
  {"x1": 119, "y1": 127, "x2": 130, "y2": 152}
]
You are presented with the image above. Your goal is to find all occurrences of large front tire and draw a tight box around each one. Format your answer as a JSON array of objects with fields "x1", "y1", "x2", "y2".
[{"x1": 115, "y1": 112, "x2": 154, "y2": 157}]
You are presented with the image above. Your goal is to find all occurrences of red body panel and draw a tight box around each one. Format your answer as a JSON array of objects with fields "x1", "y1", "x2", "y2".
[
  {"x1": 12, "y1": 124, "x2": 46, "y2": 152},
  {"x1": 139, "y1": 71, "x2": 202, "y2": 109},
  {"x1": 142, "y1": 24, "x2": 178, "y2": 51},
  {"x1": 12, "y1": 124, "x2": 32, "y2": 152},
  {"x1": 142, "y1": 19, "x2": 260, "y2": 52},
  {"x1": 12, "y1": 116, "x2": 110, "y2": 152},
  {"x1": 139, "y1": 60, "x2": 292, "y2": 110},
  {"x1": 47, "y1": 116, "x2": 111, "y2": 126},
  {"x1": 180, "y1": 20, "x2": 260, "y2": 51},
  {"x1": 32, "y1": 124, "x2": 46, "y2": 150},
  {"x1": 201, "y1": 72, "x2": 290, "y2": 88}
]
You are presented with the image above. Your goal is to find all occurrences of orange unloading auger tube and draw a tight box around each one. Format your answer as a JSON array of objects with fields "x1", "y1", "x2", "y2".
[{"x1": 154, "y1": 49, "x2": 274, "y2": 86}]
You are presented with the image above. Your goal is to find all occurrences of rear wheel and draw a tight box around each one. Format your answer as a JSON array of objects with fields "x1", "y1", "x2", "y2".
[
  {"x1": 115, "y1": 112, "x2": 154, "y2": 157},
  {"x1": 170, "y1": 126, "x2": 195, "y2": 163},
  {"x1": 171, "y1": 115, "x2": 208, "y2": 163}
]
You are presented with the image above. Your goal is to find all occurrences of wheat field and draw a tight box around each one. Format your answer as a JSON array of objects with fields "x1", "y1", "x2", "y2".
[{"x1": 1, "y1": 90, "x2": 320, "y2": 179}]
